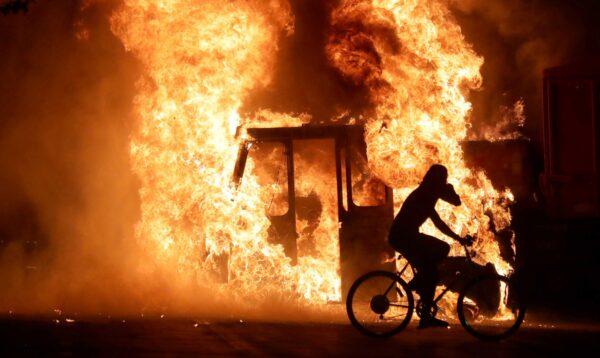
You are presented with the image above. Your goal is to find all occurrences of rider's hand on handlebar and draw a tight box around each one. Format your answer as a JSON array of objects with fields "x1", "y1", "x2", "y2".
[{"x1": 461, "y1": 235, "x2": 475, "y2": 246}]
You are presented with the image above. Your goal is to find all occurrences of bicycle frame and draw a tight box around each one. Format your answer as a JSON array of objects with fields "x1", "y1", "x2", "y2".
[
  {"x1": 394, "y1": 243, "x2": 474, "y2": 305},
  {"x1": 346, "y1": 240, "x2": 525, "y2": 340}
]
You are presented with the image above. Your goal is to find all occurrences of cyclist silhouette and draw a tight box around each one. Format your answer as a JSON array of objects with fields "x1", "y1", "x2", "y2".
[{"x1": 388, "y1": 164, "x2": 469, "y2": 328}]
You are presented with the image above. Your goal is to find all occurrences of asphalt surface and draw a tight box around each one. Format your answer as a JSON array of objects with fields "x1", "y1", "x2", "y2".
[{"x1": 1, "y1": 316, "x2": 598, "y2": 356}]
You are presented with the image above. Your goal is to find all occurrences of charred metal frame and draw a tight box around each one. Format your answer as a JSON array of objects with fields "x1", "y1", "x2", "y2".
[{"x1": 233, "y1": 124, "x2": 395, "y2": 299}]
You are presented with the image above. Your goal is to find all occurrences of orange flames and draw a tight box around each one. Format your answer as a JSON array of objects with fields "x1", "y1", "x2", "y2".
[
  {"x1": 327, "y1": 0, "x2": 513, "y2": 272},
  {"x1": 111, "y1": 0, "x2": 514, "y2": 312}
]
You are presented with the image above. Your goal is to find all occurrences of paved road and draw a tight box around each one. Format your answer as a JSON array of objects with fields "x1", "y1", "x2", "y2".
[{"x1": 0, "y1": 316, "x2": 598, "y2": 356}]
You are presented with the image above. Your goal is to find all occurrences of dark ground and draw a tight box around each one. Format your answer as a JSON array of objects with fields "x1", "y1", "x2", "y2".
[{"x1": 1, "y1": 316, "x2": 598, "y2": 356}]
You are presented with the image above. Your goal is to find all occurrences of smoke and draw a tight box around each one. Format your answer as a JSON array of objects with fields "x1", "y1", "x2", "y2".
[
  {"x1": 0, "y1": 0, "x2": 243, "y2": 317},
  {"x1": 242, "y1": 0, "x2": 378, "y2": 122},
  {"x1": 246, "y1": 0, "x2": 600, "y2": 142},
  {"x1": 0, "y1": 0, "x2": 144, "y2": 314},
  {"x1": 448, "y1": 0, "x2": 597, "y2": 143},
  {"x1": 325, "y1": 0, "x2": 399, "y2": 108}
]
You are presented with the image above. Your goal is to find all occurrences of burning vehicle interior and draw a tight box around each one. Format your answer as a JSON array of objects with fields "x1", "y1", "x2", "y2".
[{"x1": 232, "y1": 124, "x2": 394, "y2": 299}]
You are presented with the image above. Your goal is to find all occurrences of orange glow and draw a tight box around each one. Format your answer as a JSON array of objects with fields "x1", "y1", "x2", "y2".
[{"x1": 111, "y1": 0, "x2": 515, "y2": 315}]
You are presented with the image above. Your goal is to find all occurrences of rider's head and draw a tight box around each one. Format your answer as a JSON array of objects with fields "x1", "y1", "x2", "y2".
[
  {"x1": 421, "y1": 164, "x2": 448, "y2": 192},
  {"x1": 421, "y1": 164, "x2": 461, "y2": 206}
]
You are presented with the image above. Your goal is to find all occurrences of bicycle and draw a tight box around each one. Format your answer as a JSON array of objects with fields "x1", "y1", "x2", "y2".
[{"x1": 346, "y1": 236, "x2": 526, "y2": 340}]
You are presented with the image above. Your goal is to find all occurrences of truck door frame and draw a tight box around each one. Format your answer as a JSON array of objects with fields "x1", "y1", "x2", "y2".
[{"x1": 233, "y1": 125, "x2": 395, "y2": 298}]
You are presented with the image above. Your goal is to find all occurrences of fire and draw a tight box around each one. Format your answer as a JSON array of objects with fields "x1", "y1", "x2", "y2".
[
  {"x1": 111, "y1": 0, "x2": 298, "y2": 299},
  {"x1": 110, "y1": 0, "x2": 514, "y2": 312},
  {"x1": 328, "y1": 0, "x2": 513, "y2": 274}
]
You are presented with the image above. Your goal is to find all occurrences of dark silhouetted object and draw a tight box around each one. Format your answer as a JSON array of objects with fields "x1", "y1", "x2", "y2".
[
  {"x1": 388, "y1": 164, "x2": 465, "y2": 328},
  {"x1": 541, "y1": 59, "x2": 600, "y2": 218},
  {"x1": 346, "y1": 229, "x2": 526, "y2": 339},
  {"x1": 0, "y1": 0, "x2": 34, "y2": 15}
]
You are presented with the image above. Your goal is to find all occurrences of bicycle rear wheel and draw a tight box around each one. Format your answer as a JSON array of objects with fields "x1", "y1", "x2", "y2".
[
  {"x1": 457, "y1": 274, "x2": 525, "y2": 340},
  {"x1": 346, "y1": 271, "x2": 414, "y2": 338}
]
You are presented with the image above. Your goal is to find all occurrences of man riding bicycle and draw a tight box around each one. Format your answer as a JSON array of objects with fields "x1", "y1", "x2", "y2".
[{"x1": 388, "y1": 164, "x2": 471, "y2": 329}]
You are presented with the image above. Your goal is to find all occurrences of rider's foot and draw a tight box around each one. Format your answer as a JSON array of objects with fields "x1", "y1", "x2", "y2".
[
  {"x1": 407, "y1": 277, "x2": 419, "y2": 290},
  {"x1": 418, "y1": 317, "x2": 450, "y2": 329},
  {"x1": 407, "y1": 276, "x2": 423, "y2": 292}
]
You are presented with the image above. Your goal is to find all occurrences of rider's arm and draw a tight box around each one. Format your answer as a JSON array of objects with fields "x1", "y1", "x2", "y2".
[{"x1": 430, "y1": 210, "x2": 462, "y2": 242}]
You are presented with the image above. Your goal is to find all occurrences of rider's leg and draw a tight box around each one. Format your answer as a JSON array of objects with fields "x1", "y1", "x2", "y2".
[
  {"x1": 417, "y1": 266, "x2": 436, "y2": 306},
  {"x1": 388, "y1": 231, "x2": 422, "y2": 289},
  {"x1": 390, "y1": 233, "x2": 450, "y2": 313},
  {"x1": 418, "y1": 234, "x2": 451, "y2": 263},
  {"x1": 413, "y1": 234, "x2": 450, "y2": 304},
  {"x1": 417, "y1": 265, "x2": 450, "y2": 328},
  {"x1": 415, "y1": 235, "x2": 451, "y2": 328}
]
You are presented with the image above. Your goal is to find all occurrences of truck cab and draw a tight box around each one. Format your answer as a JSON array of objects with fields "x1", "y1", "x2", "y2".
[{"x1": 233, "y1": 124, "x2": 395, "y2": 299}]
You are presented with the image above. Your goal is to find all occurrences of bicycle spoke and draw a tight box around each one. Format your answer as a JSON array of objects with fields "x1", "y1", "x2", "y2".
[
  {"x1": 347, "y1": 271, "x2": 414, "y2": 337},
  {"x1": 389, "y1": 303, "x2": 410, "y2": 308},
  {"x1": 383, "y1": 279, "x2": 396, "y2": 296},
  {"x1": 395, "y1": 287, "x2": 406, "y2": 298},
  {"x1": 381, "y1": 313, "x2": 407, "y2": 319}
]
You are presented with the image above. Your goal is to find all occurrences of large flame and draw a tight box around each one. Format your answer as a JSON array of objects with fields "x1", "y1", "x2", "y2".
[
  {"x1": 327, "y1": 0, "x2": 513, "y2": 273},
  {"x1": 111, "y1": 0, "x2": 514, "y2": 312}
]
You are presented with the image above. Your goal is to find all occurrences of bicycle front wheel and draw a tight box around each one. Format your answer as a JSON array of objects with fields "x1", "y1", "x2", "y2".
[
  {"x1": 346, "y1": 271, "x2": 414, "y2": 338},
  {"x1": 457, "y1": 274, "x2": 525, "y2": 340}
]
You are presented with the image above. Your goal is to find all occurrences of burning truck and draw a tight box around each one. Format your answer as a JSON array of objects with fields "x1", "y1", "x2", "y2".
[
  {"x1": 231, "y1": 124, "x2": 509, "y2": 311},
  {"x1": 110, "y1": 0, "x2": 517, "y2": 306},
  {"x1": 232, "y1": 124, "x2": 395, "y2": 299},
  {"x1": 0, "y1": 0, "x2": 600, "y2": 328}
]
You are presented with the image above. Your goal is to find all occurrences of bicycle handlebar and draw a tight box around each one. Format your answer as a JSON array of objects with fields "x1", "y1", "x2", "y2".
[{"x1": 462, "y1": 235, "x2": 476, "y2": 261}]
